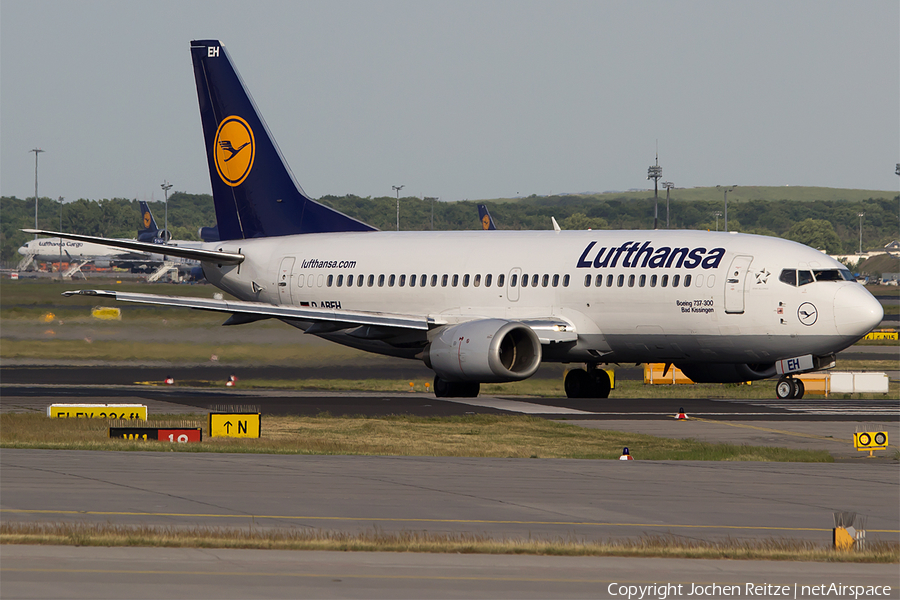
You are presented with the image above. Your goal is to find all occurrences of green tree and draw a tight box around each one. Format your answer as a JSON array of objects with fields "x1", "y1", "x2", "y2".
[{"x1": 784, "y1": 219, "x2": 843, "y2": 253}]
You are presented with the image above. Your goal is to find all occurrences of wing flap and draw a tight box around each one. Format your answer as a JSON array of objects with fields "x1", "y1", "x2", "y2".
[{"x1": 62, "y1": 289, "x2": 429, "y2": 330}]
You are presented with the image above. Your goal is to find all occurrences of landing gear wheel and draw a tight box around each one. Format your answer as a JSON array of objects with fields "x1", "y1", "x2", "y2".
[
  {"x1": 433, "y1": 376, "x2": 480, "y2": 398},
  {"x1": 565, "y1": 369, "x2": 592, "y2": 398},
  {"x1": 776, "y1": 376, "x2": 794, "y2": 400},
  {"x1": 792, "y1": 378, "x2": 805, "y2": 400},
  {"x1": 590, "y1": 369, "x2": 612, "y2": 399}
]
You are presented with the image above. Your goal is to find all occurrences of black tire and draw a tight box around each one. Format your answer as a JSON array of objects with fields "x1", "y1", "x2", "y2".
[
  {"x1": 792, "y1": 378, "x2": 805, "y2": 400},
  {"x1": 565, "y1": 369, "x2": 591, "y2": 398},
  {"x1": 776, "y1": 376, "x2": 794, "y2": 400},
  {"x1": 590, "y1": 369, "x2": 612, "y2": 399},
  {"x1": 433, "y1": 376, "x2": 451, "y2": 398}
]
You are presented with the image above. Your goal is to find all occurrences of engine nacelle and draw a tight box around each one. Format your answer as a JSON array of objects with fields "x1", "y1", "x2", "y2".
[
  {"x1": 425, "y1": 319, "x2": 542, "y2": 383},
  {"x1": 676, "y1": 362, "x2": 777, "y2": 384}
]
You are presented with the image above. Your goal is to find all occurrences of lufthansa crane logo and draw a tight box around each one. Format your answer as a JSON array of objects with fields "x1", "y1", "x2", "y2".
[
  {"x1": 798, "y1": 302, "x2": 818, "y2": 326},
  {"x1": 214, "y1": 116, "x2": 255, "y2": 187},
  {"x1": 482, "y1": 215, "x2": 491, "y2": 230},
  {"x1": 142, "y1": 211, "x2": 151, "y2": 228}
]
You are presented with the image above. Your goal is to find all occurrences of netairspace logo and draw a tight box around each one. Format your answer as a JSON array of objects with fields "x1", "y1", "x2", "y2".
[{"x1": 606, "y1": 582, "x2": 894, "y2": 599}]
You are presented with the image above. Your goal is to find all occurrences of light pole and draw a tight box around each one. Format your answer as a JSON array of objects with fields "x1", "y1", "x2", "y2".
[
  {"x1": 647, "y1": 155, "x2": 662, "y2": 229},
  {"x1": 29, "y1": 148, "x2": 44, "y2": 239},
  {"x1": 662, "y1": 181, "x2": 674, "y2": 228},
  {"x1": 713, "y1": 211, "x2": 722, "y2": 232},
  {"x1": 160, "y1": 181, "x2": 173, "y2": 240},
  {"x1": 716, "y1": 185, "x2": 736, "y2": 231},
  {"x1": 857, "y1": 212, "x2": 865, "y2": 254},
  {"x1": 58, "y1": 196, "x2": 64, "y2": 279},
  {"x1": 392, "y1": 185, "x2": 404, "y2": 231}
]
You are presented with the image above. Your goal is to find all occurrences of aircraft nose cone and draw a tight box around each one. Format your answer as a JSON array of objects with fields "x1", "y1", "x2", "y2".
[{"x1": 833, "y1": 284, "x2": 883, "y2": 337}]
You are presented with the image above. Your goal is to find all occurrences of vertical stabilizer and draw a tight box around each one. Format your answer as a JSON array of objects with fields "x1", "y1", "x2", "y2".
[{"x1": 190, "y1": 40, "x2": 375, "y2": 240}]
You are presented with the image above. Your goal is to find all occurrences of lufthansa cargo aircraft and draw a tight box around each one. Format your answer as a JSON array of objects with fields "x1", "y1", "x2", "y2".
[{"x1": 26, "y1": 40, "x2": 883, "y2": 400}]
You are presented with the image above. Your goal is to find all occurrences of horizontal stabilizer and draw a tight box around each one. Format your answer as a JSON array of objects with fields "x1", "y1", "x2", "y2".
[
  {"x1": 23, "y1": 229, "x2": 244, "y2": 264},
  {"x1": 62, "y1": 289, "x2": 429, "y2": 330}
]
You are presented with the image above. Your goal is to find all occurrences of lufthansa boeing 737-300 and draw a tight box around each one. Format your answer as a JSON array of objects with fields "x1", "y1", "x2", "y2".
[{"x1": 25, "y1": 39, "x2": 883, "y2": 400}]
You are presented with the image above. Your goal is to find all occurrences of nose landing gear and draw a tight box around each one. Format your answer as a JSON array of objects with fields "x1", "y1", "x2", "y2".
[{"x1": 776, "y1": 375, "x2": 805, "y2": 399}]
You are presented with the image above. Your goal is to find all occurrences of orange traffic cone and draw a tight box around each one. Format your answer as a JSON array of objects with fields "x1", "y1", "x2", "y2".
[
  {"x1": 619, "y1": 447, "x2": 633, "y2": 460},
  {"x1": 675, "y1": 407, "x2": 689, "y2": 420}
]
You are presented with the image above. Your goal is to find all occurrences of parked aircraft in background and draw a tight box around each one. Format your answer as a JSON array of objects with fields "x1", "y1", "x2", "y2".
[
  {"x1": 477, "y1": 205, "x2": 497, "y2": 230},
  {"x1": 27, "y1": 39, "x2": 883, "y2": 400}
]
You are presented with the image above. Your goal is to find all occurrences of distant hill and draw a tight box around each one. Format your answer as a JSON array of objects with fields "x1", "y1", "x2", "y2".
[
  {"x1": 482, "y1": 186, "x2": 897, "y2": 205},
  {"x1": 857, "y1": 253, "x2": 900, "y2": 277}
]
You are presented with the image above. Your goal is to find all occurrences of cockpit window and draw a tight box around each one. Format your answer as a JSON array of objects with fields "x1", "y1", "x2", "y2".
[
  {"x1": 798, "y1": 270, "x2": 814, "y2": 286},
  {"x1": 813, "y1": 269, "x2": 854, "y2": 282},
  {"x1": 779, "y1": 269, "x2": 796, "y2": 286}
]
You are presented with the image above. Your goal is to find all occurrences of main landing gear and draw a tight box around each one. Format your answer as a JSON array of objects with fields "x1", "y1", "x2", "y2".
[
  {"x1": 775, "y1": 375, "x2": 805, "y2": 400},
  {"x1": 565, "y1": 366, "x2": 611, "y2": 399},
  {"x1": 433, "y1": 376, "x2": 480, "y2": 398}
]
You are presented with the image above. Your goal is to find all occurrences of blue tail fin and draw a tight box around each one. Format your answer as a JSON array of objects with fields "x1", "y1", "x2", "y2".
[
  {"x1": 477, "y1": 204, "x2": 497, "y2": 230},
  {"x1": 190, "y1": 40, "x2": 375, "y2": 240},
  {"x1": 137, "y1": 201, "x2": 160, "y2": 242}
]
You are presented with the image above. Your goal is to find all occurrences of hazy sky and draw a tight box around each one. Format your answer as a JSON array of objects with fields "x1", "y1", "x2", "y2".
[{"x1": 2, "y1": 0, "x2": 898, "y2": 204}]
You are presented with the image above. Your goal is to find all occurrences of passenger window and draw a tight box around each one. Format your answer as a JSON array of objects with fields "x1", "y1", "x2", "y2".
[
  {"x1": 474, "y1": 274, "x2": 481, "y2": 287},
  {"x1": 798, "y1": 270, "x2": 814, "y2": 286},
  {"x1": 627, "y1": 274, "x2": 635, "y2": 287},
  {"x1": 327, "y1": 275, "x2": 333, "y2": 287},
  {"x1": 595, "y1": 274, "x2": 602, "y2": 287},
  {"x1": 346, "y1": 275, "x2": 353, "y2": 287},
  {"x1": 368, "y1": 274, "x2": 374, "y2": 287},
  {"x1": 409, "y1": 274, "x2": 416, "y2": 287},
  {"x1": 542, "y1": 274, "x2": 549, "y2": 287},
  {"x1": 661, "y1": 274, "x2": 669, "y2": 287},
  {"x1": 388, "y1": 274, "x2": 395, "y2": 286},
  {"x1": 317, "y1": 274, "x2": 324, "y2": 287},
  {"x1": 497, "y1": 274, "x2": 504, "y2": 287},
  {"x1": 779, "y1": 269, "x2": 796, "y2": 286},
  {"x1": 707, "y1": 275, "x2": 715, "y2": 287},
  {"x1": 532, "y1": 274, "x2": 539, "y2": 287},
  {"x1": 563, "y1": 274, "x2": 570, "y2": 287},
  {"x1": 462, "y1": 274, "x2": 469, "y2": 287},
  {"x1": 522, "y1": 274, "x2": 528, "y2": 287},
  {"x1": 617, "y1": 274, "x2": 624, "y2": 287},
  {"x1": 639, "y1": 274, "x2": 646, "y2": 287},
  {"x1": 432, "y1": 275, "x2": 438, "y2": 287},
  {"x1": 552, "y1": 274, "x2": 559, "y2": 287},
  {"x1": 338, "y1": 274, "x2": 345, "y2": 287},
  {"x1": 684, "y1": 274, "x2": 691, "y2": 287},
  {"x1": 509, "y1": 274, "x2": 517, "y2": 287},
  {"x1": 672, "y1": 274, "x2": 680, "y2": 287},
  {"x1": 441, "y1": 274, "x2": 448, "y2": 287},
  {"x1": 485, "y1": 274, "x2": 492, "y2": 287},
  {"x1": 297, "y1": 274, "x2": 305, "y2": 287},
  {"x1": 452, "y1": 274, "x2": 459, "y2": 287},
  {"x1": 606, "y1": 274, "x2": 613, "y2": 287},
  {"x1": 694, "y1": 274, "x2": 703, "y2": 287},
  {"x1": 650, "y1": 274, "x2": 657, "y2": 287},
  {"x1": 398, "y1": 274, "x2": 406, "y2": 287},
  {"x1": 585, "y1": 275, "x2": 592, "y2": 287},
  {"x1": 378, "y1": 274, "x2": 385, "y2": 287}
]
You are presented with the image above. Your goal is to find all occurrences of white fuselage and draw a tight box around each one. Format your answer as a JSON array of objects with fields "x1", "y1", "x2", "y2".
[
  {"x1": 199, "y1": 229, "x2": 882, "y2": 365},
  {"x1": 17, "y1": 237, "x2": 131, "y2": 263}
]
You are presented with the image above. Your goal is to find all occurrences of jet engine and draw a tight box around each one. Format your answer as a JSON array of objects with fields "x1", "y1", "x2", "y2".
[
  {"x1": 424, "y1": 319, "x2": 542, "y2": 383},
  {"x1": 676, "y1": 362, "x2": 777, "y2": 384}
]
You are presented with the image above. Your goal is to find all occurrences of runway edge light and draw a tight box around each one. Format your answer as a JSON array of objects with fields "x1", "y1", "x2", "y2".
[
  {"x1": 619, "y1": 447, "x2": 633, "y2": 460},
  {"x1": 675, "y1": 407, "x2": 689, "y2": 420}
]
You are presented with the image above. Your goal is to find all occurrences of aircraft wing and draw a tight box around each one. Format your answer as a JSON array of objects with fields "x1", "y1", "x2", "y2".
[
  {"x1": 62, "y1": 289, "x2": 430, "y2": 330},
  {"x1": 22, "y1": 229, "x2": 243, "y2": 265}
]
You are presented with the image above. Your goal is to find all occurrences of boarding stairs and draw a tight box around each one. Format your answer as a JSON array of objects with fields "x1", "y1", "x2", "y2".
[
  {"x1": 62, "y1": 260, "x2": 89, "y2": 280},
  {"x1": 147, "y1": 261, "x2": 179, "y2": 282},
  {"x1": 16, "y1": 255, "x2": 34, "y2": 271}
]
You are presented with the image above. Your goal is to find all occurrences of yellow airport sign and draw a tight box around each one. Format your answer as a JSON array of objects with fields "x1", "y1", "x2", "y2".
[
  {"x1": 209, "y1": 413, "x2": 260, "y2": 438},
  {"x1": 863, "y1": 330, "x2": 898, "y2": 341},
  {"x1": 91, "y1": 306, "x2": 122, "y2": 320},
  {"x1": 854, "y1": 431, "x2": 888, "y2": 450},
  {"x1": 48, "y1": 404, "x2": 147, "y2": 420}
]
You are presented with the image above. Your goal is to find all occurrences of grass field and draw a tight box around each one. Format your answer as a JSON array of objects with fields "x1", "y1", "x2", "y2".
[
  {"x1": 2, "y1": 521, "x2": 895, "y2": 563},
  {"x1": 0, "y1": 413, "x2": 835, "y2": 462}
]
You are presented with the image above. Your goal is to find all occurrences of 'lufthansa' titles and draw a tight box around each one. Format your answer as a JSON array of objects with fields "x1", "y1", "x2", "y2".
[{"x1": 576, "y1": 241, "x2": 725, "y2": 270}]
